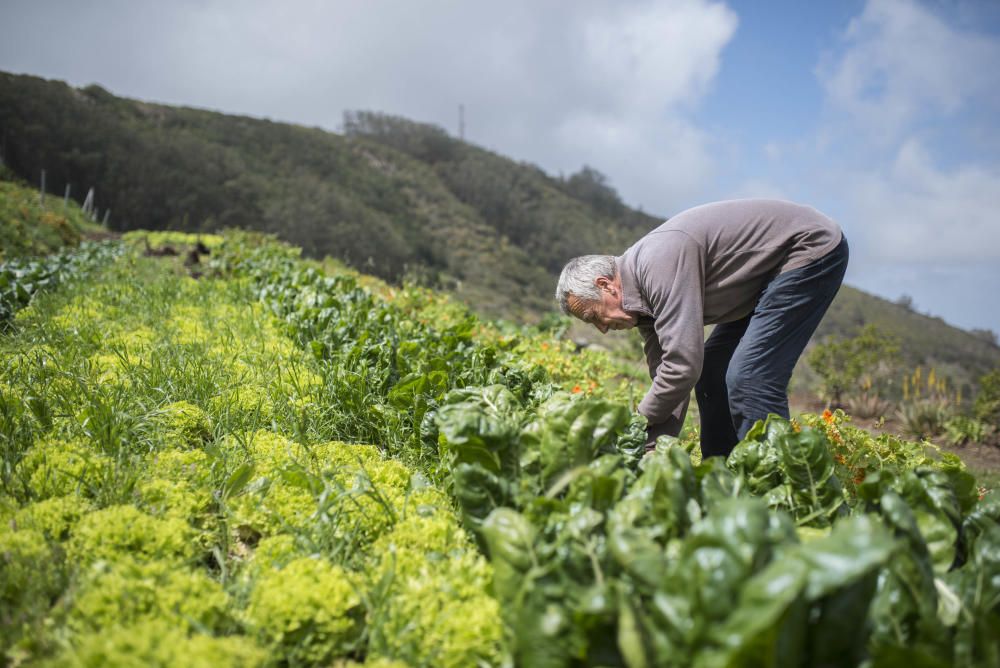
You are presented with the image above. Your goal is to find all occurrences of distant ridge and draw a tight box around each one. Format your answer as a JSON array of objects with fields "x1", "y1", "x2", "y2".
[{"x1": 1, "y1": 70, "x2": 997, "y2": 387}]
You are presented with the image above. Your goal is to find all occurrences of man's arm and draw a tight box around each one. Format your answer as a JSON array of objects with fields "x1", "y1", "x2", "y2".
[{"x1": 634, "y1": 232, "x2": 706, "y2": 426}]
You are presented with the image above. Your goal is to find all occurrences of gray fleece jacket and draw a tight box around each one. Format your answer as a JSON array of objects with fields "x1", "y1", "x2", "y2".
[{"x1": 616, "y1": 199, "x2": 842, "y2": 426}]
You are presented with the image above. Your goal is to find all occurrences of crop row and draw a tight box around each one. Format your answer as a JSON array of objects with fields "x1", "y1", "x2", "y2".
[
  {"x1": 3, "y1": 231, "x2": 999, "y2": 667},
  {"x1": 1, "y1": 239, "x2": 503, "y2": 666},
  {"x1": 214, "y1": 231, "x2": 1000, "y2": 667}
]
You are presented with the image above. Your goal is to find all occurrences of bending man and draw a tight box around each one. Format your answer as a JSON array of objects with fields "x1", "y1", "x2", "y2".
[{"x1": 555, "y1": 199, "x2": 848, "y2": 456}]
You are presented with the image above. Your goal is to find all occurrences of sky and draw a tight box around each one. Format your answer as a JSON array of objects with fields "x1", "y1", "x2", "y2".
[{"x1": 1, "y1": 0, "x2": 999, "y2": 334}]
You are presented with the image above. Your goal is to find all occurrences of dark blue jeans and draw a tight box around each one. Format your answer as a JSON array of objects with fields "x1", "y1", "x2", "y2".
[{"x1": 696, "y1": 236, "x2": 849, "y2": 458}]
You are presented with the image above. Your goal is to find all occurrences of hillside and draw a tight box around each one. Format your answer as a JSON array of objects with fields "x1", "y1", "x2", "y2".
[
  {"x1": 0, "y1": 70, "x2": 997, "y2": 389},
  {"x1": 0, "y1": 168, "x2": 105, "y2": 260},
  {"x1": 0, "y1": 71, "x2": 654, "y2": 318}
]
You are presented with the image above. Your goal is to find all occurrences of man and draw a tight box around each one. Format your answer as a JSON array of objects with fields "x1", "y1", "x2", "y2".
[{"x1": 555, "y1": 199, "x2": 848, "y2": 457}]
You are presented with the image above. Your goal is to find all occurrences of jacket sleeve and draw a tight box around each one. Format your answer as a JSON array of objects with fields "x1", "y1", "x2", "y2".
[{"x1": 635, "y1": 232, "x2": 706, "y2": 425}]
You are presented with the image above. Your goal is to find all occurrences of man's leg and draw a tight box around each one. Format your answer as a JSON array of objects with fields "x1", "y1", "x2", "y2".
[
  {"x1": 726, "y1": 237, "x2": 849, "y2": 440},
  {"x1": 696, "y1": 315, "x2": 750, "y2": 457}
]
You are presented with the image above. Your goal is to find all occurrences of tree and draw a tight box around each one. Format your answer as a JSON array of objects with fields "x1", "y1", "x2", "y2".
[
  {"x1": 562, "y1": 166, "x2": 625, "y2": 217},
  {"x1": 807, "y1": 324, "x2": 900, "y2": 408}
]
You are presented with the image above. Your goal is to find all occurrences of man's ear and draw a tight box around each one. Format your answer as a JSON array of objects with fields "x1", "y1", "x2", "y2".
[{"x1": 594, "y1": 276, "x2": 613, "y2": 292}]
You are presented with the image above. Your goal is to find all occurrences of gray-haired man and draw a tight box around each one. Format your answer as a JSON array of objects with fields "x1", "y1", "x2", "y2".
[{"x1": 555, "y1": 199, "x2": 848, "y2": 457}]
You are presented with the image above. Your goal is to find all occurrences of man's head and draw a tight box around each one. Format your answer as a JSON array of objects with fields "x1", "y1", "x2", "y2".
[{"x1": 555, "y1": 255, "x2": 638, "y2": 334}]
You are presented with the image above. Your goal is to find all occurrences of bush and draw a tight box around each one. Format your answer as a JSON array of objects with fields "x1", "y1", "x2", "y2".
[
  {"x1": 944, "y1": 415, "x2": 992, "y2": 446},
  {"x1": 807, "y1": 325, "x2": 899, "y2": 407},
  {"x1": 975, "y1": 370, "x2": 1000, "y2": 429}
]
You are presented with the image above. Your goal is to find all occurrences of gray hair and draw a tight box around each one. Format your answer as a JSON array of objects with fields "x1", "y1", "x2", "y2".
[{"x1": 555, "y1": 255, "x2": 617, "y2": 315}]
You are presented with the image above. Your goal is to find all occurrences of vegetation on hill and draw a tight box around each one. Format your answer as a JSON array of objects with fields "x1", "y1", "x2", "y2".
[
  {"x1": 0, "y1": 169, "x2": 105, "y2": 260},
  {"x1": 0, "y1": 72, "x2": 654, "y2": 318},
  {"x1": 0, "y1": 70, "x2": 996, "y2": 392},
  {"x1": 814, "y1": 285, "x2": 1000, "y2": 397}
]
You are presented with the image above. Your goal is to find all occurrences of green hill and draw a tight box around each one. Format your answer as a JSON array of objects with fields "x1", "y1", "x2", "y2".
[
  {"x1": 0, "y1": 72, "x2": 655, "y2": 317},
  {"x1": 0, "y1": 70, "x2": 997, "y2": 389},
  {"x1": 0, "y1": 168, "x2": 106, "y2": 260}
]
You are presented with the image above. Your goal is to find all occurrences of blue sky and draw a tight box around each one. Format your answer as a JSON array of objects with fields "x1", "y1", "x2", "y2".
[{"x1": 1, "y1": 0, "x2": 999, "y2": 335}]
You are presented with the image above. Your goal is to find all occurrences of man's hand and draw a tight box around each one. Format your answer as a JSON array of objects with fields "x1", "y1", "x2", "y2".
[{"x1": 644, "y1": 415, "x2": 684, "y2": 453}]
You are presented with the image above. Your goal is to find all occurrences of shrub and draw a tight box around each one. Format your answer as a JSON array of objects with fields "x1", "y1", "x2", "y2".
[
  {"x1": 897, "y1": 399, "x2": 951, "y2": 440},
  {"x1": 944, "y1": 415, "x2": 992, "y2": 446},
  {"x1": 975, "y1": 370, "x2": 1000, "y2": 429}
]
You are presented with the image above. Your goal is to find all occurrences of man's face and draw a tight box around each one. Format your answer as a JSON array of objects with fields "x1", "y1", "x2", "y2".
[{"x1": 567, "y1": 277, "x2": 638, "y2": 334}]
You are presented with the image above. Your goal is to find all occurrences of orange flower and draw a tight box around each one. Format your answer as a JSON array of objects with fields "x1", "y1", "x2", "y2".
[
  {"x1": 571, "y1": 385, "x2": 582, "y2": 393},
  {"x1": 541, "y1": 342, "x2": 550, "y2": 351},
  {"x1": 822, "y1": 409, "x2": 834, "y2": 425}
]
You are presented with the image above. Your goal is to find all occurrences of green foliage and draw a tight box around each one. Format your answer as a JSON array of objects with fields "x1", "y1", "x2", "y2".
[
  {"x1": 897, "y1": 398, "x2": 952, "y2": 440},
  {"x1": 944, "y1": 415, "x2": 992, "y2": 446},
  {"x1": 47, "y1": 620, "x2": 266, "y2": 668},
  {"x1": 807, "y1": 324, "x2": 899, "y2": 406},
  {"x1": 728, "y1": 416, "x2": 846, "y2": 526},
  {"x1": 815, "y1": 286, "x2": 1000, "y2": 399},
  {"x1": 153, "y1": 400, "x2": 212, "y2": 448},
  {"x1": 4, "y1": 229, "x2": 999, "y2": 667},
  {"x1": 12, "y1": 494, "x2": 93, "y2": 540},
  {"x1": 975, "y1": 369, "x2": 1000, "y2": 428},
  {"x1": 246, "y1": 557, "x2": 363, "y2": 665},
  {"x1": 0, "y1": 240, "x2": 121, "y2": 330},
  {"x1": 67, "y1": 558, "x2": 231, "y2": 633},
  {"x1": 1, "y1": 527, "x2": 64, "y2": 655},
  {"x1": 67, "y1": 505, "x2": 197, "y2": 566},
  {"x1": 0, "y1": 177, "x2": 104, "y2": 261},
  {"x1": 366, "y1": 504, "x2": 506, "y2": 667},
  {"x1": 16, "y1": 437, "x2": 113, "y2": 501}
]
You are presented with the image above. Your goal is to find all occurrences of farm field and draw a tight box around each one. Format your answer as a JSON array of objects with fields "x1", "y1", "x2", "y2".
[{"x1": 3, "y1": 231, "x2": 1000, "y2": 667}]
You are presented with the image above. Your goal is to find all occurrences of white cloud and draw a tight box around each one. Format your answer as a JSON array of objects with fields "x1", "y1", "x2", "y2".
[
  {"x1": 808, "y1": 0, "x2": 1000, "y2": 332},
  {"x1": 846, "y1": 138, "x2": 1000, "y2": 262},
  {"x1": 818, "y1": 0, "x2": 1000, "y2": 143},
  {"x1": 0, "y1": 0, "x2": 739, "y2": 215},
  {"x1": 577, "y1": 0, "x2": 737, "y2": 114},
  {"x1": 551, "y1": 0, "x2": 739, "y2": 213}
]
